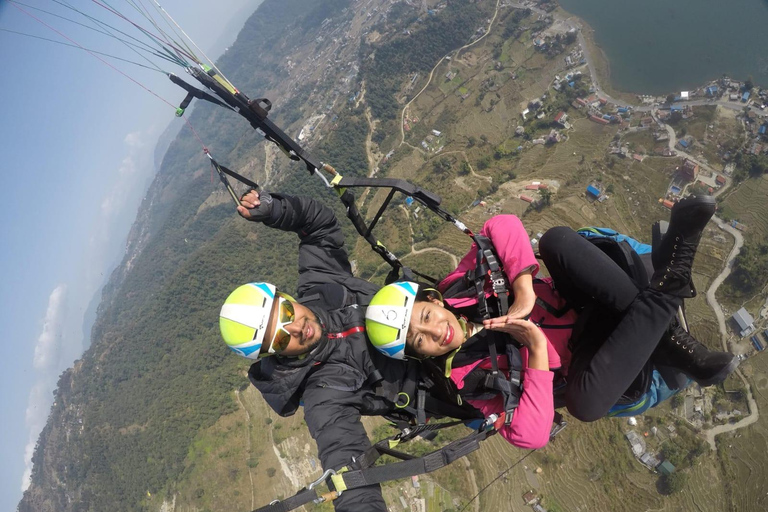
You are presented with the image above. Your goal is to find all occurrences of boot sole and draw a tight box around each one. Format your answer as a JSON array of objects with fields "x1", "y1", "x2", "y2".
[{"x1": 693, "y1": 354, "x2": 740, "y2": 387}]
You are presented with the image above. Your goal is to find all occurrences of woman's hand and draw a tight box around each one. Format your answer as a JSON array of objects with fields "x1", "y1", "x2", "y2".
[
  {"x1": 483, "y1": 317, "x2": 545, "y2": 349},
  {"x1": 237, "y1": 189, "x2": 260, "y2": 219},
  {"x1": 483, "y1": 317, "x2": 549, "y2": 371}
]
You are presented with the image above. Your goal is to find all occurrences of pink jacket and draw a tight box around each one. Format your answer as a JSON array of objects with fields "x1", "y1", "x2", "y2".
[{"x1": 437, "y1": 215, "x2": 578, "y2": 449}]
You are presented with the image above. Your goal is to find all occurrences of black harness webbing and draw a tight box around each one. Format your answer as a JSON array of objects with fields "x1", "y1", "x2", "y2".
[{"x1": 251, "y1": 424, "x2": 496, "y2": 512}]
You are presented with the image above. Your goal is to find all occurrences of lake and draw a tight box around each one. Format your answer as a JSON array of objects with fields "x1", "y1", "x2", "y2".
[{"x1": 557, "y1": 0, "x2": 768, "y2": 95}]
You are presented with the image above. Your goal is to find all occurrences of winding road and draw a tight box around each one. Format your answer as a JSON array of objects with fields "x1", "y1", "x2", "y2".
[{"x1": 702, "y1": 217, "x2": 759, "y2": 449}]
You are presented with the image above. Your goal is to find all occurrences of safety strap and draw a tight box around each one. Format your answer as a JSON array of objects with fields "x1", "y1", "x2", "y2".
[
  {"x1": 251, "y1": 423, "x2": 495, "y2": 512},
  {"x1": 254, "y1": 409, "x2": 568, "y2": 512}
]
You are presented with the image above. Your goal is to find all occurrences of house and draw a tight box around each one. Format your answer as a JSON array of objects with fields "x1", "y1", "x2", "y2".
[
  {"x1": 431, "y1": 129, "x2": 442, "y2": 137},
  {"x1": 586, "y1": 185, "x2": 601, "y2": 198},
  {"x1": 589, "y1": 114, "x2": 609, "y2": 125},
  {"x1": 641, "y1": 116, "x2": 654, "y2": 127},
  {"x1": 729, "y1": 93, "x2": 739, "y2": 101},
  {"x1": 520, "y1": 194, "x2": 535, "y2": 203},
  {"x1": 680, "y1": 158, "x2": 700, "y2": 181},
  {"x1": 732, "y1": 308, "x2": 755, "y2": 337},
  {"x1": 706, "y1": 85, "x2": 719, "y2": 97},
  {"x1": 523, "y1": 491, "x2": 538, "y2": 505},
  {"x1": 554, "y1": 111, "x2": 568, "y2": 125},
  {"x1": 742, "y1": 91, "x2": 751, "y2": 103},
  {"x1": 658, "y1": 461, "x2": 676, "y2": 476},
  {"x1": 716, "y1": 175, "x2": 727, "y2": 186},
  {"x1": 633, "y1": 153, "x2": 644, "y2": 162},
  {"x1": 662, "y1": 199, "x2": 675, "y2": 209}
]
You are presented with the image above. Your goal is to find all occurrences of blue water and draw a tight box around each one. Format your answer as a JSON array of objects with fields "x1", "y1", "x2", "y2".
[{"x1": 558, "y1": 0, "x2": 768, "y2": 94}]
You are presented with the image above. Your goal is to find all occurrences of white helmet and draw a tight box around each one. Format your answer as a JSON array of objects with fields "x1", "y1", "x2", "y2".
[
  {"x1": 219, "y1": 282, "x2": 277, "y2": 359},
  {"x1": 365, "y1": 282, "x2": 419, "y2": 360}
]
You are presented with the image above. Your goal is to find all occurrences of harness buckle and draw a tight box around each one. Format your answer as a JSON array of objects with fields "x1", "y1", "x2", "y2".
[{"x1": 308, "y1": 468, "x2": 336, "y2": 490}]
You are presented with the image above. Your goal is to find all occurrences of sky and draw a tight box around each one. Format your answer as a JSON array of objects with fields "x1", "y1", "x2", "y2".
[{"x1": 0, "y1": 0, "x2": 263, "y2": 509}]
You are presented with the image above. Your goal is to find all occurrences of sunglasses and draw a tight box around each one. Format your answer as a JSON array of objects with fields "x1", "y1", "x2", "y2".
[{"x1": 262, "y1": 293, "x2": 296, "y2": 357}]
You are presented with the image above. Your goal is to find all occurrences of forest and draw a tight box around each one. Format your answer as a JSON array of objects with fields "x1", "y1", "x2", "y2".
[{"x1": 361, "y1": 0, "x2": 490, "y2": 121}]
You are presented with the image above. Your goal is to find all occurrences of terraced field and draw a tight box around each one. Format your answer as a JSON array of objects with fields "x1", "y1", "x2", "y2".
[
  {"x1": 719, "y1": 174, "x2": 768, "y2": 241},
  {"x1": 717, "y1": 353, "x2": 768, "y2": 512}
]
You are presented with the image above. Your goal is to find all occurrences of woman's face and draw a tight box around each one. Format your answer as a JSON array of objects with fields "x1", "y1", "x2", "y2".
[{"x1": 406, "y1": 298, "x2": 466, "y2": 357}]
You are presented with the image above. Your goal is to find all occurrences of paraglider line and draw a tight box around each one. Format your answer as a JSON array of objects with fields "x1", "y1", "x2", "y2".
[
  {"x1": 458, "y1": 450, "x2": 535, "y2": 512},
  {"x1": 8, "y1": 0, "x2": 208, "y2": 152}
]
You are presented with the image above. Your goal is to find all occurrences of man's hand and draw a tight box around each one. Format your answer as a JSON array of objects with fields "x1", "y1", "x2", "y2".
[{"x1": 237, "y1": 189, "x2": 260, "y2": 219}]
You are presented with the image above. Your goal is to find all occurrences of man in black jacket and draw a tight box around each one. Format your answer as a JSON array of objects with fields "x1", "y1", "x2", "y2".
[{"x1": 229, "y1": 189, "x2": 404, "y2": 511}]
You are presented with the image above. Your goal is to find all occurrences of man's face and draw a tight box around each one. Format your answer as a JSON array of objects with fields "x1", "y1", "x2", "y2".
[{"x1": 263, "y1": 298, "x2": 323, "y2": 357}]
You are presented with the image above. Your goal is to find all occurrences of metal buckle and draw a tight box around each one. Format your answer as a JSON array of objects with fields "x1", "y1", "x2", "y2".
[{"x1": 308, "y1": 468, "x2": 336, "y2": 490}]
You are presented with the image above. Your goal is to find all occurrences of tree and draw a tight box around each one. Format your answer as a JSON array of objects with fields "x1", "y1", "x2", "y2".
[
  {"x1": 666, "y1": 94, "x2": 676, "y2": 104},
  {"x1": 744, "y1": 75, "x2": 754, "y2": 91},
  {"x1": 661, "y1": 471, "x2": 687, "y2": 494}
]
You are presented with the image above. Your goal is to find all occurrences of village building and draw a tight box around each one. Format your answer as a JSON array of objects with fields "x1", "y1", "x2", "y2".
[
  {"x1": 658, "y1": 461, "x2": 676, "y2": 476},
  {"x1": 523, "y1": 491, "x2": 538, "y2": 505},
  {"x1": 680, "y1": 158, "x2": 700, "y2": 181},
  {"x1": 554, "y1": 111, "x2": 569, "y2": 127},
  {"x1": 732, "y1": 308, "x2": 755, "y2": 337}
]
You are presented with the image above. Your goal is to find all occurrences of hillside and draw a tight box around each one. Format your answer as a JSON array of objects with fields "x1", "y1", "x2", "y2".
[{"x1": 19, "y1": 1, "x2": 768, "y2": 511}]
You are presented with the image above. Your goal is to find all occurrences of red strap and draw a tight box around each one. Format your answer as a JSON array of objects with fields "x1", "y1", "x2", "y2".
[{"x1": 326, "y1": 326, "x2": 365, "y2": 339}]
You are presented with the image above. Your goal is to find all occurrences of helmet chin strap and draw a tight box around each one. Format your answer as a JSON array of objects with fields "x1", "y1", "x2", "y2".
[{"x1": 457, "y1": 316, "x2": 469, "y2": 340}]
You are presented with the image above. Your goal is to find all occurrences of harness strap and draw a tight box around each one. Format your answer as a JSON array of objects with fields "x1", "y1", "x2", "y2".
[
  {"x1": 252, "y1": 488, "x2": 320, "y2": 512},
  {"x1": 330, "y1": 429, "x2": 493, "y2": 492},
  {"x1": 253, "y1": 423, "x2": 496, "y2": 512}
]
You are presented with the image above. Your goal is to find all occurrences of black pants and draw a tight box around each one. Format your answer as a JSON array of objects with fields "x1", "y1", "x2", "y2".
[{"x1": 539, "y1": 227, "x2": 682, "y2": 421}]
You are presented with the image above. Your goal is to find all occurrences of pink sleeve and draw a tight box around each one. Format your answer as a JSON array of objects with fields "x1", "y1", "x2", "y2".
[
  {"x1": 466, "y1": 368, "x2": 554, "y2": 449},
  {"x1": 438, "y1": 215, "x2": 537, "y2": 293},
  {"x1": 480, "y1": 215, "x2": 539, "y2": 280}
]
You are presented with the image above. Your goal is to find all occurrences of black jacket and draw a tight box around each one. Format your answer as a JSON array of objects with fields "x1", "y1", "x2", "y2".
[{"x1": 245, "y1": 193, "x2": 404, "y2": 512}]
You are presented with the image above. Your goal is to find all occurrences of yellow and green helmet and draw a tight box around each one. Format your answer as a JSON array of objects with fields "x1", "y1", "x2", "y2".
[
  {"x1": 365, "y1": 281, "x2": 419, "y2": 360},
  {"x1": 219, "y1": 282, "x2": 277, "y2": 359}
]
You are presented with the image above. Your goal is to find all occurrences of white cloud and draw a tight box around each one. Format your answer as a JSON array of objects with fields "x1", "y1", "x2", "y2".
[
  {"x1": 32, "y1": 285, "x2": 67, "y2": 371},
  {"x1": 124, "y1": 131, "x2": 144, "y2": 148},
  {"x1": 22, "y1": 286, "x2": 68, "y2": 492}
]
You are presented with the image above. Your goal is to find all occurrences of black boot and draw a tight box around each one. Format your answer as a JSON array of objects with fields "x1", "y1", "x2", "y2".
[
  {"x1": 650, "y1": 195, "x2": 716, "y2": 298},
  {"x1": 655, "y1": 321, "x2": 739, "y2": 386}
]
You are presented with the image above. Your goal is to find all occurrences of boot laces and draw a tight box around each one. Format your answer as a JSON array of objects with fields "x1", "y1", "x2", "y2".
[{"x1": 661, "y1": 236, "x2": 696, "y2": 284}]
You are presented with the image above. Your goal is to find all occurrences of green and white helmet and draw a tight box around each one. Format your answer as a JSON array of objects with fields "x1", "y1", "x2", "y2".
[
  {"x1": 365, "y1": 281, "x2": 419, "y2": 360},
  {"x1": 219, "y1": 282, "x2": 277, "y2": 359}
]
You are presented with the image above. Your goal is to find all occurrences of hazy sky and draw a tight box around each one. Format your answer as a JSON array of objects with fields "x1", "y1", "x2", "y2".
[{"x1": 0, "y1": 0, "x2": 262, "y2": 509}]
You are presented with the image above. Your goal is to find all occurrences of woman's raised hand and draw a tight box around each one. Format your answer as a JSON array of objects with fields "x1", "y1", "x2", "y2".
[{"x1": 483, "y1": 316, "x2": 547, "y2": 350}]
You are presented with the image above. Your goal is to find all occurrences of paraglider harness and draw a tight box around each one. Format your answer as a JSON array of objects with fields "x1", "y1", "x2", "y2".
[{"x1": 169, "y1": 70, "x2": 567, "y2": 512}]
